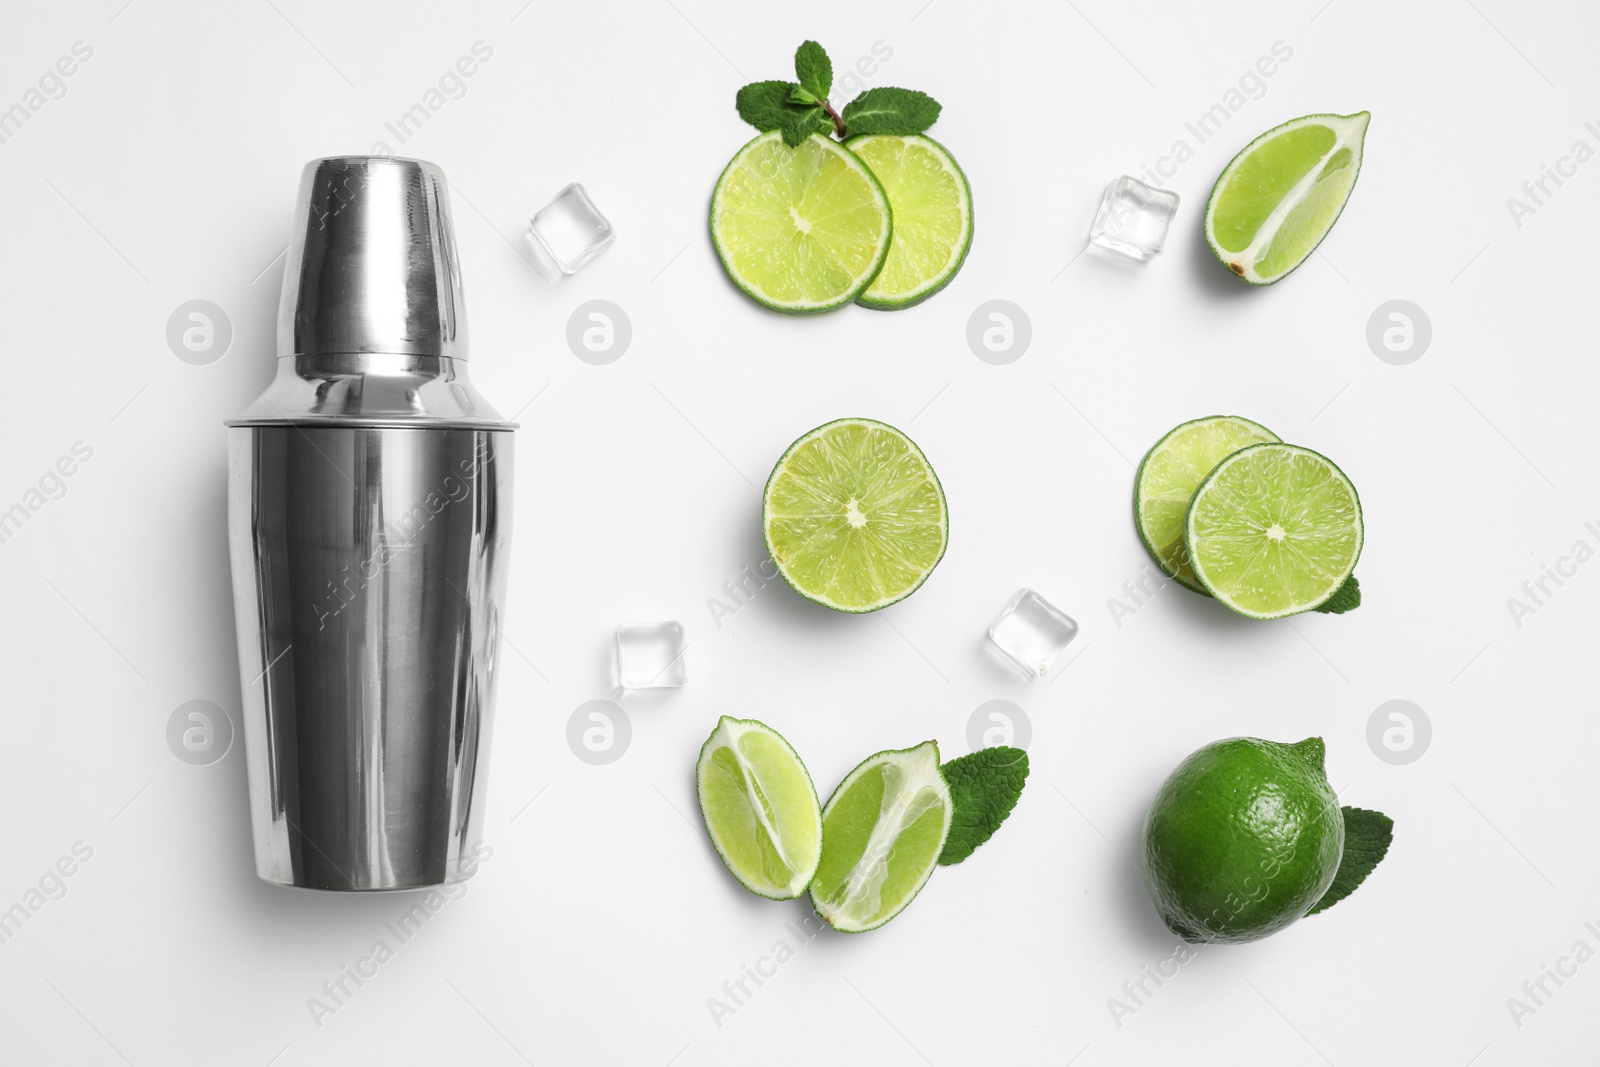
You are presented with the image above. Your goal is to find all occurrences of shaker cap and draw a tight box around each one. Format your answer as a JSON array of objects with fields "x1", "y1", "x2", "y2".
[{"x1": 277, "y1": 156, "x2": 467, "y2": 360}]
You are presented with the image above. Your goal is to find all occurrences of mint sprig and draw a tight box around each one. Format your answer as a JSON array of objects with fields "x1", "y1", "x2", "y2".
[
  {"x1": 1314, "y1": 574, "x2": 1361, "y2": 614},
  {"x1": 1306, "y1": 806, "x2": 1393, "y2": 916},
  {"x1": 735, "y1": 40, "x2": 943, "y2": 146},
  {"x1": 938, "y1": 746, "x2": 1028, "y2": 865}
]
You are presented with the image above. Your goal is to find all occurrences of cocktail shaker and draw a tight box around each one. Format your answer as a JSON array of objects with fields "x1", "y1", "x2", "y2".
[{"x1": 228, "y1": 156, "x2": 515, "y2": 891}]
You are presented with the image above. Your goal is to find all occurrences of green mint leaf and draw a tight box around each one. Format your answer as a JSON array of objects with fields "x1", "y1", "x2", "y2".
[
  {"x1": 1315, "y1": 574, "x2": 1361, "y2": 614},
  {"x1": 779, "y1": 106, "x2": 831, "y2": 147},
  {"x1": 736, "y1": 80, "x2": 811, "y2": 133},
  {"x1": 841, "y1": 86, "x2": 942, "y2": 136},
  {"x1": 1306, "y1": 806, "x2": 1393, "y2": 916},
  {"x1": 788, "y1": 86, "x2": 820, "y2": 106},
  {"x1": 938, "y1": 747, "x2": 1029, "y2": 865},
  {"x1": 794, "y1": 40, "x2": 832, "y2": 102}
]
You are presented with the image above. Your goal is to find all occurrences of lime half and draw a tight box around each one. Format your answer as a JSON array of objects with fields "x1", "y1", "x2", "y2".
[
  {"x1": 697, "y1": 716, "x2": 822, "y2": 900},
  {"x1": 1204, "y1": 112, "x2": 1370, "y2": 285},
  {"x1": 811, "y1": 741, "x2": 952, "y2": 933},
  {"x1": 763, "y1": 418, "x2": 948, "y2": 613},
  {"x1": 1185, "y1": 443, "x2": 1363, "y2": 619},
  {"x1": 1135, "y1": 416, "x2": 1280, "y2": 593},
  {"x1": 711, "y1": 131, "x2": 892, "y2": 314},
  {"x1": 848, "y1": 134, "x2": 973, "y2": 310}
]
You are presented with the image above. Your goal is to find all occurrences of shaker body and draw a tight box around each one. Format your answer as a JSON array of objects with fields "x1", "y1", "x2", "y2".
[{"x1": 228, "y1": 423, "x2": 512, "y2": 890}]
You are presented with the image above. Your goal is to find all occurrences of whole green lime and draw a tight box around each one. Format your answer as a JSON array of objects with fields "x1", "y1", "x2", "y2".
[{"x1": 1142, "y1": 737, "x2": 1343, "y2": 944}]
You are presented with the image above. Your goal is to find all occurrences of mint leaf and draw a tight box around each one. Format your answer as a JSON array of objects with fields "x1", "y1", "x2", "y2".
[
  {"x1": 736, "y1": 80, "x2": 812, "y2": 133},
  {"x1": 841, "y1": 87, "x2": 942, "y2": 136},
  {"x1": 1306, "y1": 807, "x2": 1393, "y2": 916},
  {"x1": 938, "y1": 747, "x2": 1028, "y2": 865},
  {"x1": 1315, "y1": 574, "x2": 1361, "y2": 614},
  {"x1": 794, "y1": 40, "x2": 832, "y2": 102},
  {"x1": 788, "y1": 86, "x2": 820, "y2": 106},
  {"x1": 779, "y1": 106, "x2": 832, "y2": 147}
]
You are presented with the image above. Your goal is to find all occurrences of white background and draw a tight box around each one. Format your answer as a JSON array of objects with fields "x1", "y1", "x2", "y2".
[{"x1": 1, "y1": 0, "x2": 1596, "y2": 1063}]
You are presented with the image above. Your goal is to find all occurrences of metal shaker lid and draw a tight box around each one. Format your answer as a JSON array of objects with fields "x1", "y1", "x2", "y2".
[{"x1": 278, "y1": 156, "x2": 468, "y2": 360}]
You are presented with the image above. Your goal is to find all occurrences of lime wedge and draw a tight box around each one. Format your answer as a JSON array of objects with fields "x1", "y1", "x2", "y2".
[
  {"x1": 1204, "y1": 112, "x2": 1370, "y2": 285},
  {"x1": 811, "y1": 741, "x2": 951, "y2": 933},
  {"x1": 1135, "y1": 416, "x2": 1280, "y2": 592},
  {"x1": 847, "y1": 134, "x2": 973, "y2": 310},
  {"x1": 711, "y1": 130, "x2": 892, "y2": 314},
  {"x1": 763, "y1": 418, "x2": 947, "y2": 613},
  {"x1": 696, "y1": 716, "x2": 822, "y2": 900},
  {"x1": 1185, "y1": 443, "x2": 1363, "y2": 619}
]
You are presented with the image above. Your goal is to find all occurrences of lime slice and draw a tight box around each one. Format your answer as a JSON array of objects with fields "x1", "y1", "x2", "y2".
[
  {"x1": 711, "y1": 130, "x2": 892, "y2": 314},
  {"x1": 1204, "y1": 112, "x2": 1370, "y2": 285},
  {"x1": 847, "y1": 134, "x2": 973, "y2": 310},
  {"x1": 1185, "y1": 443, "x2": 1363, "y2": 619},
  {"x1": 1135, "y1": 416, "x2": 1280, "y2": 593},
  {"x1": 696, "y1": 716, "x2": 822, "y2": 900},
  {"x1": 763, "y1": 418, "x2": 948, "y2": 613},
  {"x1": 810, "y1": 741, "x2": 952, "y2": 933}
]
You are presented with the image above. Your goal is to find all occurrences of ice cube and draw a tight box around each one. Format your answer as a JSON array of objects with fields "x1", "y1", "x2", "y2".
[
  {"x1": 1089, "y1": 176, "x2": 1179, "y2": 261},
  {"x1": 529, "y1": 182, "x2": 615, "y2": 275},
  {"x1": 616, "y1": 621, "x2": 688, "y2": 689},
  {"x1": 987, "y1": 589, "x2": 1079, "y2": 678}
]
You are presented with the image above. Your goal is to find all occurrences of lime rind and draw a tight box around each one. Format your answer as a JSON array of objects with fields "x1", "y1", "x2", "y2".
[
  {"x1": 762, "y1": 417, "x2": 948, "y2": 614},
  {"x1": 710, "y1": 130, "x2": 893, "y2": 314},
  {"x1": 1133, "y1": 415, "x2": 1281, "y2": 594},
  {"x1": 1183, "y1": 443, "x2": 1364, "y2": 620},
  {"x1": 847, "y1": 134, "x2": 974, "y2": 310},
  {"x1": 810, "y1": 741, "x2": 952, "y2": 933},
  {"x1": 696, "y1": 716, "x2": 822, "y2": 901},
  {"x1": 1203, "y1": 112, "x2": 1369, "y2": 285}
]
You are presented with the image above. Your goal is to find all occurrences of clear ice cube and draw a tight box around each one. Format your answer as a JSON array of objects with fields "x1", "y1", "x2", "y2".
[
  {"x1": 1089, "y1": 176, "x2": 1179, "y2": 261},
  {"x1": 987, "y1": 589, "x2": 1079, "y2": 678},
  {"x1": 529, "y1": 182, "x2": 615, "y2": 275},
  {"x1": 616, "y1": 621, "x2": 687, "y2": 689}
]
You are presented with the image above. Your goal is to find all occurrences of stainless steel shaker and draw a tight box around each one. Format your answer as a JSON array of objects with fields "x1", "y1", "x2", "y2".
[{"x1": 228, "y1": 157, "x2": 515, "y2": 891}]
